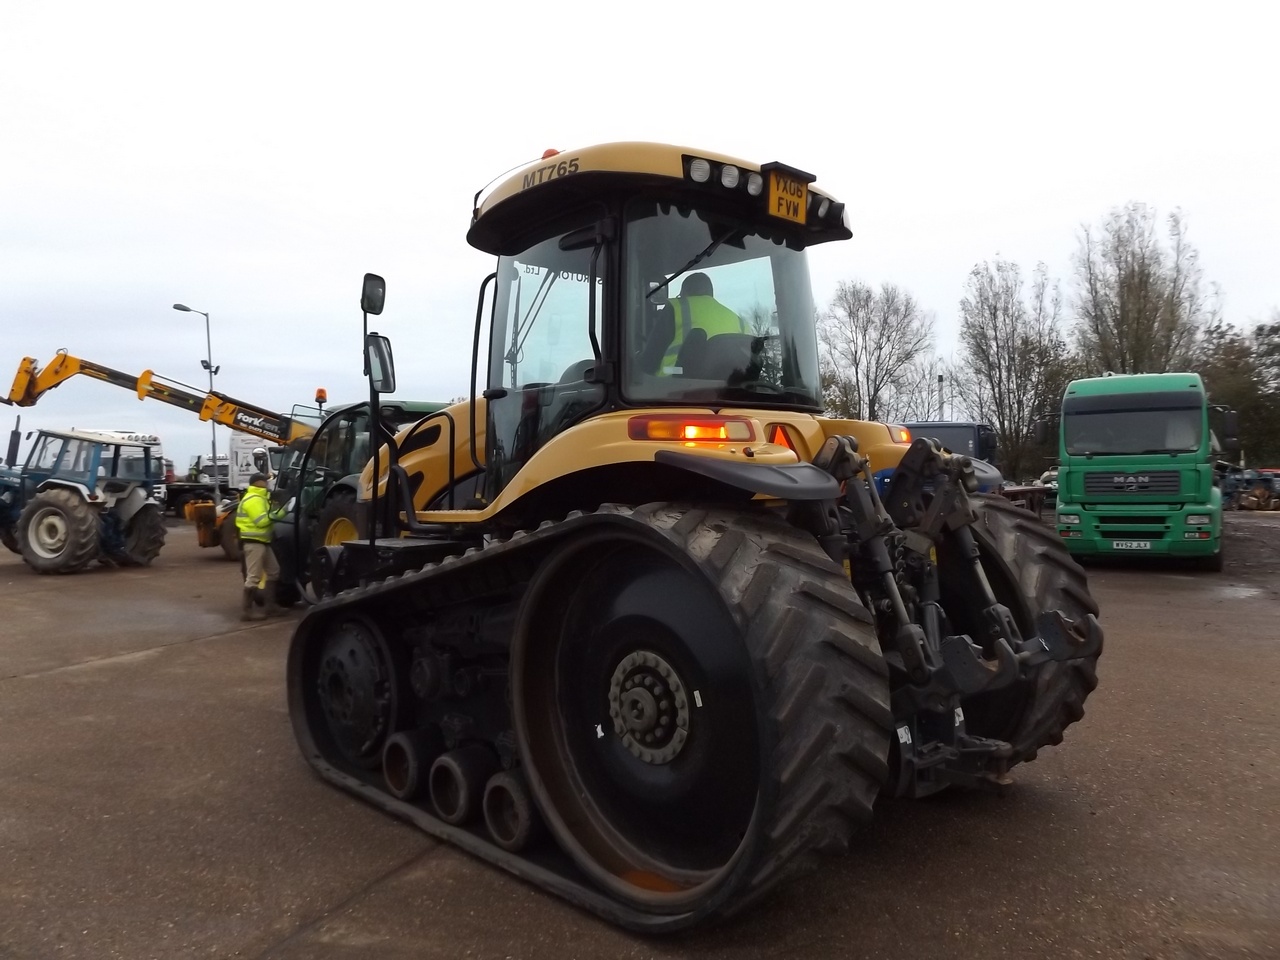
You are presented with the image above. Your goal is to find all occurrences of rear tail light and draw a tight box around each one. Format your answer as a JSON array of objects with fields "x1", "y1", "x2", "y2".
[{"x1": 628, "y1": 415, "x2": 755, "y2": 443}]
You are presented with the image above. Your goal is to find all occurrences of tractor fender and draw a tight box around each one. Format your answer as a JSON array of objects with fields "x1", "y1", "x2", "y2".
[
  {"x1": 111, "y1": 486, "x2": 150, "y2": 524},
  {"x1": 652, "y1": 449, "x2": 839, "y2": 501},
  {"x1": 36, "y1": 478, "x2": 95, "y2": 503}
]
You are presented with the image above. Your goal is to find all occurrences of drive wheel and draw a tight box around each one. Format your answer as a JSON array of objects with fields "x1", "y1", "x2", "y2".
[
  {"x1": 939, "y1": 495, "x2": 1103, "y2": 766},
  {"x1": 17, "y1": 488, "x2": 99, "y2": 574},
  {"x1": 316, "y1": 490, "x2": 359, "y2": 547},
  {"x1": 120, "y1": 504, "x2": 166, "y2": 566},
  {"x1": 305, "y1": 617, "x2": 401, "y2": 769},
  {"x1": 512, "y1": 505, "x2": 892, "y2": 922}
]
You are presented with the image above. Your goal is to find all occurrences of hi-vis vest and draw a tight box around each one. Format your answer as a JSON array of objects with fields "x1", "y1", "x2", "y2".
[
  {"x1": 235, "y1": 486, "x2": 274, "y2": 543},
  {"x1": 660, "y1": 296, "x2": 746, "y2": 372}
]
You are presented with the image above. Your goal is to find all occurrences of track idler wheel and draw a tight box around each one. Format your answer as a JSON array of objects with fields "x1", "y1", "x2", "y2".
[
  {"x1": 482, "y1": 770, "x2": 543, "y2": 853},
  {"x1": 382, "y1": 727, "x2": 445, "y2": 801},
  {"x1": 429, "y1": 745, "x2": 500, "y2": 825},
  {"x1": 313, "y1": 619, "x2": 397, "y2": 769}
]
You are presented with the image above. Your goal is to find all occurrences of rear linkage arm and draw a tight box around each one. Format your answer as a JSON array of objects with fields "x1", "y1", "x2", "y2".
[
  {"x1": 814, "y1": 436, "x2": 1018, "y2": 710},
  {"x1": 811, "y1": 436, "x2": 1100, "y2": 793}
]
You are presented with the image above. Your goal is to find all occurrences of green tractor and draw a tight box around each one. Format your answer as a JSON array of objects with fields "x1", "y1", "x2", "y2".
[{"x1": 0, "y1": 422, "x2": 166, "y2": 573}]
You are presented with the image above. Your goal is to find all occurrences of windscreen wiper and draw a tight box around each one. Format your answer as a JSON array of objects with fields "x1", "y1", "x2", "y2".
[
  {"x1": 646, "y1": 227, "x2": 740, "y2": 300},
  {"x1": 504, "y1": 268, "x2": 559, "y2": 377}
]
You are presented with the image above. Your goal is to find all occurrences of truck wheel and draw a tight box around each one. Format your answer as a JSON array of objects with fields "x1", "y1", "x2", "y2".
[
  {"x1": 1191, "y1": 539, "x2": 1224, "y2": 573},
  {"x1": 938, "y1": 495, "x2": 1103, "y2": 767},
  {"x1": 17, "y1": 488, "x2": 100, "y2": 574},
  {"x1": 169, "y1": 493, "x2": 191, "y2": 519},
  {"x1": 120, "y1": 504, "x2": 166, "y2": 566},
  {"x1": 1, "y1": 527, "x2": 19, "y2": 554},
  {"x1": 316, "y1": 490, "x2": 359, "y2": 547},
  {"x1": 220, "y1": 521, "x2": 242, "y2": 562}
]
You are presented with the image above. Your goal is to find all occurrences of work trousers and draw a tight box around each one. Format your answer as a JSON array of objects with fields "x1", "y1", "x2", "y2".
[{"x1": 242, "y1": 539, "x2": 280, "y2": 589}]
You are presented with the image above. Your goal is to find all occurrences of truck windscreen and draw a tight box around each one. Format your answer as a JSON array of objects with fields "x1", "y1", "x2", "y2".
[
  {"x1": 908, "y1": 425, "x2": 977, "y2": 456},
  {"x1": 1063, "y1": 408, "x2": 1202, "y2": 456}
]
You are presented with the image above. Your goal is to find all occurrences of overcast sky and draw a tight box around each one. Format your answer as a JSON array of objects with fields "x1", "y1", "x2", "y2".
[{"x1": 2, "y1": 2, "x2": 1276, "y2": 468}]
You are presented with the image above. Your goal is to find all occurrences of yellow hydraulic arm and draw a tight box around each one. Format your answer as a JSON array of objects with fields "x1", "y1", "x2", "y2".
[{"x1": 4, "y1": 350, "x2": 316, "y2": 445}]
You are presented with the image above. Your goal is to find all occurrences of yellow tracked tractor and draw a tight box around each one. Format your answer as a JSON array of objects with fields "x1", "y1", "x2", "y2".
[{"x1": 286, "y1": 143, "x2": 1103, "y2": 931}]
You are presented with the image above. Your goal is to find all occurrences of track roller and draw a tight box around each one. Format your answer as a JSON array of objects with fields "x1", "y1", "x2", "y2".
[
  {"x1": 382, "y1": 728, "x2": 445, "y2": 801},
  {"x1": 483, "y1": 769, "x2": 543, "y2": 853},
  {"x1": 429, "y1": 745, "x2": 500, "y2": 825}
]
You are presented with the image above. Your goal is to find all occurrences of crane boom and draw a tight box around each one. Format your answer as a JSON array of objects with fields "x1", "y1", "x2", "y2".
[{"x1": 3, "y1": 351, "x2": 316, "y2": 444}]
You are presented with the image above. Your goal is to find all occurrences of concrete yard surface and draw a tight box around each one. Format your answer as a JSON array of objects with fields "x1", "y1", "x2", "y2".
[{"x1": 0, "y1": 514, "x2": 1277, "y2": 959}]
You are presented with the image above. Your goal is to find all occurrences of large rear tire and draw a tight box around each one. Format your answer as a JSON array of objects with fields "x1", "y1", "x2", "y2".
[
  {"x1": 316, "y1": 490, "x2": 359, "y2": 548},
  {"x1": 512, "y1": 505, "x2": 893, "y2": 921},
  {"x1": 939, "y1": 495, "x2": 1102, "y2": 766},
  {"x1": 17, "y1": 488, "x2": 100, "y2": 574},
  {"x1": 220, "y1": 520, "x2": 242, "y2": 562},
  {"x1": 119, "y1": 504, "x2": 166, "y2": 566}
]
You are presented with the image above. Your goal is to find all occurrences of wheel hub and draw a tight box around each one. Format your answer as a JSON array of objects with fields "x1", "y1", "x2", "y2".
[
  {"x1": 33, "y1": 510, "x2": 68, "y2": 557},
  {"x1": 315, "y1": 624, "x2": 392, "y2": 765},
  {"x1": 607, "y1": 650, "x2": 690, "y2": 764}
]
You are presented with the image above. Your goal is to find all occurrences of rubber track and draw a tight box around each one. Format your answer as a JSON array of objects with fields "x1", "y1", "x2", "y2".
[
  {"x1": 292, "y1": 503, "x2": 893, "y2": 929},
  {"x1": 18, "y1": 487, "x2": 100, "y2": 574},
  {"x1": 965, "y1": 495, "x2": 1103, "y2": 764},
  {"x1": 627, "y1": 504, "x2": 894, "y2": 912},
  {"x1": 120, "y1": 504, "x2": 166, "y2": 566}
]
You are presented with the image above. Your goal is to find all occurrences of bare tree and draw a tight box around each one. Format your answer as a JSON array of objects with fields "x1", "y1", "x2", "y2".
[
  {"x1": 958, "y1": 260, "x2": 1074, "y2": 480},
  {"x1": 819, "y1": 281, "x2": 934, "y2": 421},
  {"x1": 1072, "y1": 204, "x2": 1216, "y2": 374}
]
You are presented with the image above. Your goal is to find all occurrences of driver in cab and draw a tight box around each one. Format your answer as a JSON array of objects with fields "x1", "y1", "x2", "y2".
[{"x1": 658, "y1": 272, "x2": 746, "y2": 375}]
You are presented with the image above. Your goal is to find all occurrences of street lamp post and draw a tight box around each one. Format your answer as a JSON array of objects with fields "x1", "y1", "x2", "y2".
[{"x1": 173, "y1": 303, "x2": 222, "y2": 504}]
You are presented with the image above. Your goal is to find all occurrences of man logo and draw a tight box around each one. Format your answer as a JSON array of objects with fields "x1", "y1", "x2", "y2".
[{"x1": 1112, "y1": 474, "x2": 1149, "y2": 491}]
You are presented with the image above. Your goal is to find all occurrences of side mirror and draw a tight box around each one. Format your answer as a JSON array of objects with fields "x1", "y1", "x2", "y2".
[
  {"x1": 362, "y1": 273, "x2": 386, "y2": 316},
  {"x1": 1222, "y1": 410, "x2": 1239, "y2": 442},
  {"x1": 1224, "y1": 436, "x2": 1241, "y2": 457},
  {"x1": 978, "y1": 431, "x2": 998, "y2": 463},
  {"x1": 1033, "y1": 420, "x2": 1048, "y2": 445},
  {"x1": 365, "y1": 333, "x2": 396, "y2": 394}
]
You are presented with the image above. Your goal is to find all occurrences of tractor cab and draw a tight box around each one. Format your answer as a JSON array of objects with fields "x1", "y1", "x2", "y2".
[{"x1": 471, "y1": 143, "x2": 851, "y2": 505}]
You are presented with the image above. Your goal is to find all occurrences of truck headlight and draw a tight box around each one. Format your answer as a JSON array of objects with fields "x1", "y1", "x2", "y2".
[
  {"x1": 1187, "y1": 514, "x2": 1210, "y2": 525},
  {"x1": 1059, "y1": 514, "x2": 1081, "y2": 525}
]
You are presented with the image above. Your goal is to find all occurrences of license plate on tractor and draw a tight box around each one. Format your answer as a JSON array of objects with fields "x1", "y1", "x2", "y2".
[
  {"x1": 1112, "y1": 540, "x2": 1151, "y2": 550},
  {"x1": 768, "y1": 171, "x2": 807, "y2": 224}
]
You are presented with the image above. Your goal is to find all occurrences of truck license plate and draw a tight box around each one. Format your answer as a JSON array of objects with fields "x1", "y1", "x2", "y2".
[{"x1": 1112, "y1": 540, "x2": 1151, "y2": 550}]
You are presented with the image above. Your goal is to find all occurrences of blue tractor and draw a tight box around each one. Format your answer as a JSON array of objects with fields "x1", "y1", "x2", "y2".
[{"x1": 0, "y1": 421, "x2": 167, "y2": 573}]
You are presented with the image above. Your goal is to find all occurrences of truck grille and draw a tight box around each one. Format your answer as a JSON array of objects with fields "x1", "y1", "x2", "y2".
[{"x1": 1084, "y1": 471, "x2": 1181, "y2": 495}]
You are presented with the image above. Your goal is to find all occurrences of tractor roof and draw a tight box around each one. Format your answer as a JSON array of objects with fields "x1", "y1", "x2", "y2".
[
  {"x1": 41, "y1": 428, "x2": 160, "y2": 448},
  {"x1": 467, "y1": 141, "x2": 851, "y2": 255}
]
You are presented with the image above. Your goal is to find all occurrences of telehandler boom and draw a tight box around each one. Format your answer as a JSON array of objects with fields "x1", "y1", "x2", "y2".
[{"x1": 4, "y1": 350, "x2": 316, "y2": 445}]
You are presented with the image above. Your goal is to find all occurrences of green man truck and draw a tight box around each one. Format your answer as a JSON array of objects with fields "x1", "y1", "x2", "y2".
[{"x1": 1051, "y1": 372, "x2": 1237, "y2": 571}]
